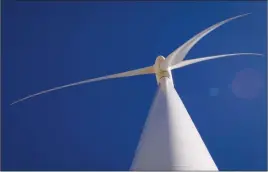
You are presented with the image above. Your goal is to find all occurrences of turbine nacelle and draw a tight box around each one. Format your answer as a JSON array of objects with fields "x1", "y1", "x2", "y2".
[
  {"x1": 154, "y1": 56, "x2": 174, "y2": 86},
  {"x1": 155, "y1": 55, "x2": 165, "y2": 64}
]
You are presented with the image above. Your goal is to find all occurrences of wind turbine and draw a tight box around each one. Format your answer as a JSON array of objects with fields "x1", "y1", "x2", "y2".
[{"x1": 11, "y1": 13, "x2": 262, "y2": 171}]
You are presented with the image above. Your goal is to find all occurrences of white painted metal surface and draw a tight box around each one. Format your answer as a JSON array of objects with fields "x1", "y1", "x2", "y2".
[{"x1": 130, "y1": 77, "x2": 218, "y2": 171}]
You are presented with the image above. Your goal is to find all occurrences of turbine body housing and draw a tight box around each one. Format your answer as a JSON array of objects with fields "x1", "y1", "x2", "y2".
[{"x1": 154, "y1": 56, "x2": 174, "y2": 86}]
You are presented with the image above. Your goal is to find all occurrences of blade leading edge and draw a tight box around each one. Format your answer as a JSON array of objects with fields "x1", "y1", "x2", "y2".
[
  {"x1": 171, "y1": 53, "x2": 263, "y2": 70},
  {"x1": 11, "y1": 66, "x2": 155, "y2": 105},
  {"x1": 162, "y1": 13, "x2": 251, "y2": 69}
]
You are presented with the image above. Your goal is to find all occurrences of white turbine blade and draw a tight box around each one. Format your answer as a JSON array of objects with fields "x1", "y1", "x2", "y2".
[
  {"x1": 162, "y1": 13, "x2": 251, "y2": 69},
  {"x1": 11, "y1": 66, "x2": 155, "y2": 105},
  {"x1": 171, "y1": 53, "x2": 263, "y2": 70}
]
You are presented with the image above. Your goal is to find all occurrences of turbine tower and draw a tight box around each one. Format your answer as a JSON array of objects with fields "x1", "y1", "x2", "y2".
[
  {"x1": 131, "y1": 58, "x2": 218, "y2": 171},
  {"x1": 11, "y1": 14, "x2": 262, "y2": 171}
]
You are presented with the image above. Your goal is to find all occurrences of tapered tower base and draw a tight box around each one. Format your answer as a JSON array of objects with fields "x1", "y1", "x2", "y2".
[{"x1": 130, "y1": 78, "x2": 218, "y2": 171}]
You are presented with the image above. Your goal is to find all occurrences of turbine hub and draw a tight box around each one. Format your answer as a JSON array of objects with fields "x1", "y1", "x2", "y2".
[{"x1": 154, "y1": 56, "x2": 173, "y2": 86}]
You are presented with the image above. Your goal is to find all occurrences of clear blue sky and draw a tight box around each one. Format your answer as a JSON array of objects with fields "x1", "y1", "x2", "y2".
[{"x1": 2, "y1": 0, "x2": 267, "y2": 171}]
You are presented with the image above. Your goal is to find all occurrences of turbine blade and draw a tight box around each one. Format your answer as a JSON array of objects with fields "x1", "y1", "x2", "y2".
[
  {"x1": 11, "y1": 66, "x2": 155, "y2": 105},
  {"x1": 162, "y1": 13, "x2": 251, "y2": 69},
  {"x1": 171, "y1": 53, "x2": 263, "y2": 70}
]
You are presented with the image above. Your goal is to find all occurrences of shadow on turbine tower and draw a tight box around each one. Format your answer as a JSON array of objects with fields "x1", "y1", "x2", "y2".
[{"x1": 130, "y1": 78, "x2": 218, "y2": 171}]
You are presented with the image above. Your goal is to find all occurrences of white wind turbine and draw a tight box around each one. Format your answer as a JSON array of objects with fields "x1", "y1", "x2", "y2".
[{"x1": 11, "y1": 13, "x2": 262, "y2": 171}]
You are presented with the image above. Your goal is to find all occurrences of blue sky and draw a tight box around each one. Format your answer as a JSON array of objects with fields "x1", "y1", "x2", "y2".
[{"x1": 2, "y1": 0, "x2": 267, "y2": 171}]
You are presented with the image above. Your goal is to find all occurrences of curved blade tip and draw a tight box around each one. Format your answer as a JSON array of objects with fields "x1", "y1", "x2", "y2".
[
  {"x1": 244, "y1": 53, "x2": 263, "y2": 56},
  {"x1": 238, "y1": 13, "x2": 252, "y2": 17},
  {"x1": 10, "y1": 101, "x2": 19, "y2": 106},
  {"x1": 229, "y1": 53, "x2": 264, "y2": 57},
  {"x1": 230, "y1": 13, "x2": 251, "y2": 21}
]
